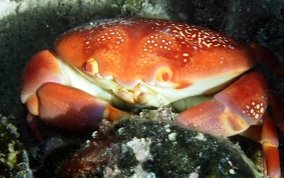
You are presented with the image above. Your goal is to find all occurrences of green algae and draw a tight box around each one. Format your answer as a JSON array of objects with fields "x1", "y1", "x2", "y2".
[{"x1": 0, "y1": 115, "x2": 33, "y2": 178}]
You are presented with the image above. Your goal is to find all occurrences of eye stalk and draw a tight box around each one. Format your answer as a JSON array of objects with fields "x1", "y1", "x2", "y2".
[
  {"x1": 156, "y1": 67, "x2": 172, "y2": 83},
  {"x1": 82, "y1": 58, "x2": 99, "y2": 75}
]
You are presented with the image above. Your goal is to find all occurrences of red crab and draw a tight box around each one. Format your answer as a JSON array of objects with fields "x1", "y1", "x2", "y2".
[{"x1": 21, "y1": 18, "x2": 283, "y2": 177}]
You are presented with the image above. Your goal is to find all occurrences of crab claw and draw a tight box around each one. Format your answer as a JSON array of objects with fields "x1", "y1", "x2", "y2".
[
  {"x1": 21, "y1": 50, "x2": 128, "y2": 134},
  {"x1": 24, "y1": 82, "x2": 128, "y2": 136},
  {"x1": 21, "y1": 50, "x2": 63, "y2": 111},
  {"x1": 32, "y1": 82, "x2": 127, "y2": 130},
  {"x1": 177, "y1": 72, "x2": 280, "y2": 177},
  {"x1": 177, "y1": 72, "x2": 268, "y2": 136}
]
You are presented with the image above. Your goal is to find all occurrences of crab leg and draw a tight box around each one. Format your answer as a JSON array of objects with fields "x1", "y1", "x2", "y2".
[
  {"x1": 269, "y1": 94, "x2": 284, "y2": 133},
  {"x1": 246, "y1": 42, "x2": 284, "y2": 79},
  {"x1": 242, "y1": 115, "x2": 280, "y2": 178},
  {"x1": 176, "y1": 72, "x2": 280, "y2": 177},
  {"x1": 261, "y1": 115, "x2": 280, "y2": 178}
]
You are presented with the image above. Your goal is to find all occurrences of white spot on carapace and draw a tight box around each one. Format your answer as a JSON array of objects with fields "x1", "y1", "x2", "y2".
[
  {"x1": 255, "y1": 114, "x2": 259, "y2": 119},
  {"x1": 183, "y1": 53, "x2": 189, "y2": 57},
  {"x1": 260, "y1": 103, "x2": 264, "y2": 106},
  {"x1": 256, "y1": 104, "x2": 260, "y2": 109},
  {"x1": 244, "y1": 101, "x2": 266, "y2": 120},
  {"x1": 260, "y1": 107, "x2": 264, "y2": 113}
]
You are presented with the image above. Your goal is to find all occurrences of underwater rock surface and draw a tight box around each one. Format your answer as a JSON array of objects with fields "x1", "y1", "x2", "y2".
[
  {"x1": 0, "y1": 114, "x2": 33, "y2": 178},
  {"x1": 59, "y1": 118, "x2": 260, "y2": 178}
]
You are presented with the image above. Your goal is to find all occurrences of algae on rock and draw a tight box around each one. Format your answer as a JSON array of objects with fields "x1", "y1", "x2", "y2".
[
  {"x1": 60, "y1": 117, "x2": 260, "y2": 178},
  {"x1": 0, "y1": 114, "x2": 33, "y2": 178}
]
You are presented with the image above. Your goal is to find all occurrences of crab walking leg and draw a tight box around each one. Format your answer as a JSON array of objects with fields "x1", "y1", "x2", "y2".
[
  {"x1": 177, "y1": 72, "x2": 281, "y2": 177},
  {"x1": 246, "y1": 42, "x2": 284, "y2": 79},
  {"x1": 269, "y1": 94, "x2": 284, "y2": 133},
  {"x1": 261, "y1": 115, "x2": 280, "y2": 178},
  {"x1": 26, "y1": 113, "x2": 44, "y2": 142},
  {"x1": 242, "y1": 116, "x2": 281, "y2": 178}
]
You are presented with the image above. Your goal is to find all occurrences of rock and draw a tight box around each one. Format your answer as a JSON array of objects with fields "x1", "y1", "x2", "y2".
[
  {"x1": 0, "y1": 114, "x2": 33, "y2": 178},
  {"x1": 59, "y1": 117, "x2": 260, "y2": 178}
]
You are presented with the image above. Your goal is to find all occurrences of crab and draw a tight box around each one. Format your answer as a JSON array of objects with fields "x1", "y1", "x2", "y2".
[{"x1": 21, "y1": 18, "x2": 282, "y2": 177}]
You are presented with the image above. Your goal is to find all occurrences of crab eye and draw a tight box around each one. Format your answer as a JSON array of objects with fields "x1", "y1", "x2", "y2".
[
  {"x1": 82, "y1": 59, "x2": 99, "y2": 75},
  {"x1": 156, "y1": 67, "x2": 172, "y2": 82}
]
